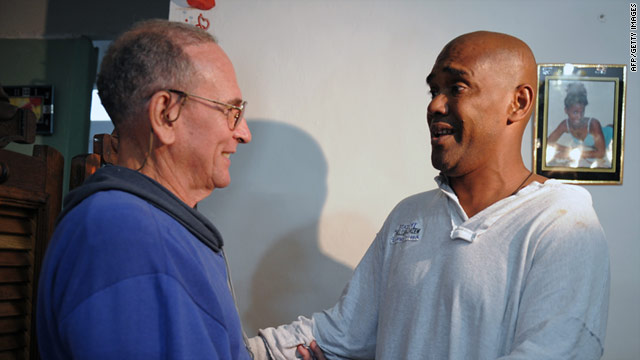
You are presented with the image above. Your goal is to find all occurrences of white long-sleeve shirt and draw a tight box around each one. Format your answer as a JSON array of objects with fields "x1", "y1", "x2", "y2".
[{"x1": 253, "y1": 177, "x2": 610, "y2": 359}]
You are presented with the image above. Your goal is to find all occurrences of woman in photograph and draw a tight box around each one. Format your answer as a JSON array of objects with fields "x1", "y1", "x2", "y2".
[{"x1": 546, "y1": 82, "x2": 610, "y2": 168}]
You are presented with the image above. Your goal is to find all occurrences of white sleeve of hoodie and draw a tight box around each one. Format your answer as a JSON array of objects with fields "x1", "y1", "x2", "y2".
[{"x1": 249, "y1": 232, "x2": 385, "y2": 360}]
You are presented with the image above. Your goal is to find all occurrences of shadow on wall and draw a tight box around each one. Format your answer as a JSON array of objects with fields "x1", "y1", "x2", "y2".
[{"x1": 200, "y1": 120, "x2": 353, "y2": 332}]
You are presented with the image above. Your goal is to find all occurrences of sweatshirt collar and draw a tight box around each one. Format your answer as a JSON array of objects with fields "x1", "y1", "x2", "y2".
[{"x1": 60, "y1": 165, "x2": 224, "y2": 252}]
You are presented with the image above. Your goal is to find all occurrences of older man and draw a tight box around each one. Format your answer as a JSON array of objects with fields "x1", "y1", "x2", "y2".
[
  {"x1": 251, "y1": 31, "x2": 610, "y2": 360},
  {"x1": 37, "y1": 20, "x2": 252, "y2": 359}
]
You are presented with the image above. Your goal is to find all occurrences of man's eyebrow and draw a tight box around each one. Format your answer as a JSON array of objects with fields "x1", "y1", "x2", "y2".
[
  {"x1": 226, "y1": 97, "x2": 244, "y2": 106},
  {"x1": 426, "y1": 66, "x2": 469, "y2": 85},
  {"x1": 443, "y1": 66, "x2": 468, "y2": 78}
]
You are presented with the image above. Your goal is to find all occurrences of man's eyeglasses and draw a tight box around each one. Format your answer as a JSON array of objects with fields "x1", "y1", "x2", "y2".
[{"x1": 167, "y1": 89, "x2": 247, "y2": 130}]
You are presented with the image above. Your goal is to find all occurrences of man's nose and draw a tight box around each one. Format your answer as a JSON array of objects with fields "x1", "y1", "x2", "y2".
[
  {"x1": 234, "y1": 117, "x2": 252, "y2": 144},
  {"x1": 427, "y1": 94, "x2": 448, "y2": 122}
]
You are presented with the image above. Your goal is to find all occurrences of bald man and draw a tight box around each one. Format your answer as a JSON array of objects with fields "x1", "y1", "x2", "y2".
[{"x1": 249, "y1": 31, "x2": 609, "y2": 359}]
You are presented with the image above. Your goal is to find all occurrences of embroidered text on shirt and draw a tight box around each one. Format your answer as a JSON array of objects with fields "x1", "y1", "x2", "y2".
[{"x1": 391, "y1": 222, "x2": 421, "y2": 243}]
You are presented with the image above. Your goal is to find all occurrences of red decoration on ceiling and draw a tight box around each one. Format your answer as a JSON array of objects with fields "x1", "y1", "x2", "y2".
[{"x1": 187, "y1": 0, "x2": 216, "y2": 11}]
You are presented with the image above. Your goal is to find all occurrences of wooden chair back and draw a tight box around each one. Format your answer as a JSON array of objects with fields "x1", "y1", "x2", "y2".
[
  {"x1": 69, "y1": 133, "x2": 118, "y2": 191},
  {"x1": 0, "y1": 105, "x2": 63, "y2": 359}
]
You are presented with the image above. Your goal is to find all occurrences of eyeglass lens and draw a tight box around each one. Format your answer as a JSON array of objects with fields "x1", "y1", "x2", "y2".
[{"x1": 230, "y1": 102, "x2": 246, "y2": 130}]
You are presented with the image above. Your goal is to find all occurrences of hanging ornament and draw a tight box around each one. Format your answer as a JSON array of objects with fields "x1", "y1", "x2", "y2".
[{"x1": 187, "y1": 0, "x2": 215, "y2": 11}]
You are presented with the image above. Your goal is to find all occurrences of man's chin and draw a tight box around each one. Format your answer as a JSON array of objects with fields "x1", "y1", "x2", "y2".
[
  {"x1": 216, "y1": 181, "x2": 231, "y2": 189},
  {"x1": 212, "y1": 175, "x2": 231, "y2": 190},
  {"x1": 432, "y1": 159, "x2": 461, "y2": 178},
  {"x1": 431, "y1": 156, "x2": 447, "y2": 173}
]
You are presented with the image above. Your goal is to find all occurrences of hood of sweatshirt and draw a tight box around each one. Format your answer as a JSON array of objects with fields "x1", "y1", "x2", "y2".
[{"x1": 60, "y1": 165, "x2": 223, "y2": 252}]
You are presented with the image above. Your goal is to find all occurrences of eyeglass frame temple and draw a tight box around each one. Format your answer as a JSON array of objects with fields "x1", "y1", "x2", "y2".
[{"x1": 167, "y1": 89, "x2": 246, "y2": 129}]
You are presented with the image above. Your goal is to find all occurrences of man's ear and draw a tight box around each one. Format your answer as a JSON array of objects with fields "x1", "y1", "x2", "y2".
[
  {"x1": 507, "y1": 84, "x2": 535, "y2": 124},
  {"x1": 148, "y1": 90, "x2": 180, "y2": 145}
]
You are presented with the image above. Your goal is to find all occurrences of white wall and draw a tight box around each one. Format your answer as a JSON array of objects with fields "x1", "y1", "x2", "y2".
[{"x1": 201, "y1": 1, "x2": 639, "y2": 358}]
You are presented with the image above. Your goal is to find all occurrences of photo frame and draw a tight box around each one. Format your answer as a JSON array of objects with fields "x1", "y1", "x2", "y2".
[
  {"x1": 533, "y1": 64, "x2": 626, "y2": 184},
  {"x1": 4, "y1": 85, "x2": 54, "y2": 135}
]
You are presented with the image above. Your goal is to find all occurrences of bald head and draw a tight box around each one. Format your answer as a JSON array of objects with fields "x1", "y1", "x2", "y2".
[
  {"x1": 428, "y1": 31, "x2": 537, "y2": 124},
  {"x1": 439, "y1": 31, "x2": 537, "y2": 108}
]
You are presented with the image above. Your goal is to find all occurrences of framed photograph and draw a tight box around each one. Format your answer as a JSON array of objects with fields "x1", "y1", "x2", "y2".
[
  {"x1": 3, "y1": 85, "x2": 54, "y2": 135},
  {"x1": 533, "y1": 64, "x2": 626, "y2": 184}
]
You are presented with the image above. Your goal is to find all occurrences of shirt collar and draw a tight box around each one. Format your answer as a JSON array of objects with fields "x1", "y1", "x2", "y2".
[{"x1": 435, "y1": 174, "x2": 545, "y2": 243}]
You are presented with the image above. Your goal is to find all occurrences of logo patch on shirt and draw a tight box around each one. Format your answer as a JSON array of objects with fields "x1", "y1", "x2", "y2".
[{"x1": 391, "y1": 222, "x2": 422, "y2": 244}]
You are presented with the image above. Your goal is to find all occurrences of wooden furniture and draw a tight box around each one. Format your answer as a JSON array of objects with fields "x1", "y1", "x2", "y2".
[
  {"x1": 69, "y1": 133, "x2": 118, "y2": 191},
  {"x1": 0, "y1": 110, "x2": 63, "y2": 359}
]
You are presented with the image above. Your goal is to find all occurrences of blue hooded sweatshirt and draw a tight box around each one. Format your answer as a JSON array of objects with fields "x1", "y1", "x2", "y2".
[{"x1": 37, "y1": 165, "x2": 251, "y2": 359}]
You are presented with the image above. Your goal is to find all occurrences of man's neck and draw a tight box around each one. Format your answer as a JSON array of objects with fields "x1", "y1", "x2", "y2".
[
  {"x1": 449, "y1": 165, "x2": 532, "y2": 218},
  {"x1": 139, "y1": 161, "x2": 209, "y2": 208},
  {"x1": 117, "y1": 151, "x2": 207, "y2": 208}
]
